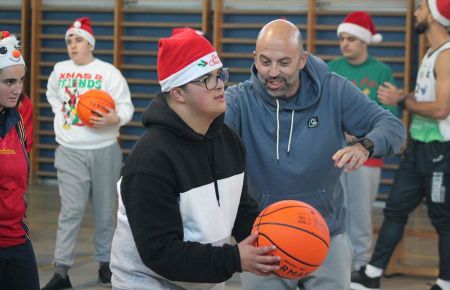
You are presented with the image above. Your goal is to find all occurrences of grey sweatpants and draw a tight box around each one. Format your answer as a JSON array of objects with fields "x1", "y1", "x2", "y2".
[
  {"x1": 341, "y1": 166, "x2": 381, "y2": 270},
  {"x1": 240, "y1": 233, "x2": 353, "y2": 290},
  {"x1": 53, "y1": 143, "x2": 122, "y2": 266}
]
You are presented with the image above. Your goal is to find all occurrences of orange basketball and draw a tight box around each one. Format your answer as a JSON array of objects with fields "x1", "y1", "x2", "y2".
[
  {"x1": 253, "y1": 200, "x2": 330, "y2": 279},
  {"x1": 76, "y1": 90, "x2": 115, "y2": 127}
]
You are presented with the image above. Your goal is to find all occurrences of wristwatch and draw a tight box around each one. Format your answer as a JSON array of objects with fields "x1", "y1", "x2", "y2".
[{"x1": 357, "y1": 137, "x2": 374, "y2": 157}]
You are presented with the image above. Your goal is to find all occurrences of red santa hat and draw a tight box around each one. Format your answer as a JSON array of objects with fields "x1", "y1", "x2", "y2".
[
  {"x1": 65, "y1": 17, "x2": 95, "y2": 47},
  {"x1": 428, "y1": 0, "x2": 450, "y2": 27},
  {"x1": 157, "y1": 28, "x2": 222, "y2": 92},
  {"x1": 0, "y1": 31, "x2": 25, "y2": 70},
  {"x1": 337, "y1": 11, "x2": 382, "y2": 44}
]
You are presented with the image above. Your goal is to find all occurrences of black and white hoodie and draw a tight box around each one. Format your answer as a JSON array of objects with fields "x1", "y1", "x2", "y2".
[{"x1": 111, "y1": 94, "x2": 259, "y2": 290}]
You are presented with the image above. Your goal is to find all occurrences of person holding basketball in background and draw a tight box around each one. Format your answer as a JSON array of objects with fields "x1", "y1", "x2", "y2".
[
  {"x1": 328, "y1": 11, "x2": 400, "y2": 273},
  {"x1": 41, "y1": 16, "x2": 134, "y2": 290},
  {"x1": 0, "y1": 31, "x2": 39, "y2": 290},
  {"x1": 224, "y1": 19, "x2": 406, "y2": 290},
  {"x1": 110, "y1": 28, "x2": 280, "y2": 290}
]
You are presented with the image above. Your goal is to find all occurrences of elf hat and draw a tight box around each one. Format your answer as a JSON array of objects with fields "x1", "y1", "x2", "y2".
[
  {"x1": 0, "y1": 31, "x2": 25, "y2": 70},
  {"x1": 65, "y1": 17, "x2": 95, "y2": 47},
  {"x1": 337, "y1": 11, "x2": 383, "y2": 44},
  {"x1": 157, "y1": 28, "x2": 222, "y2": 92},
  {"x1": 428, "y1": 0, "x2": 450, "y2": 27}
]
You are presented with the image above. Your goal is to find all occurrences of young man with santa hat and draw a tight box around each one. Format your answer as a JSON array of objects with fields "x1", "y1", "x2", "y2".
[
  {"x1": 328, "y1": 11, "x2": 400, "y2": 274},
  {"x1": 109, "y1": 28, "x2": 280, "y2": 290},
  {"x1": 351, "y1": 1, "x2": 450, "y2": 290},
  {"x1": 41, "y1": 17, "x2": 134, "y2": 290}
]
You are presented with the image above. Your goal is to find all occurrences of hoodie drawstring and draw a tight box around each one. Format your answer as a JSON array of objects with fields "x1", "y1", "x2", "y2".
[
  {"x1": 275, "y1": 99, "x2": 295, "y2": 160},
  {"x1": 276, "y1": 99, "x2": 280, "y2": 160},
  {"x1": 287, "y1": 110, "x2": 295, "y2": 154}
]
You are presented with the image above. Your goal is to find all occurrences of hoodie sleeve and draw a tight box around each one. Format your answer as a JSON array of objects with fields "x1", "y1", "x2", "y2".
[
  {"x1": 224, "y1": 86, "x2": 241, "y2": 134},
  {"x1": 121, "y1": 171, "x2": 242, "y2": 283},
  {"x1": 232, "y1": 174, "x2": 260, "y2": 242},
  {"x1": 338, "y1": 77, "x2": 406, "y2": 158}
]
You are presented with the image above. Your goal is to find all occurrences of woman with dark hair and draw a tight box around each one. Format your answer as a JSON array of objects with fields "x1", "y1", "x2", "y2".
[{"x1": 0, "y1": 31, "x2": 39, "y2": 290}]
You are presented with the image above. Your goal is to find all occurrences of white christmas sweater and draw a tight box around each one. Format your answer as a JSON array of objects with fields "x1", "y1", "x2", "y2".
[{"x1": 47, "y1": 58, "x2": 134, "y2": 149}]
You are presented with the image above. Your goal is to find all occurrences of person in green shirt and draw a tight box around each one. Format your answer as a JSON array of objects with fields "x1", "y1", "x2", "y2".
[{"x1": 328, "y1": 11, "x2": 400, "y2": 274}]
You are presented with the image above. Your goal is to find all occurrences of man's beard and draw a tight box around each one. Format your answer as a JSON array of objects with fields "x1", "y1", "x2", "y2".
[
  {"x1": 258, "y1": 74, "x2": 296, "y2": 98},
  {"x1": 414, "y1": 21, "x2": 428, "y2": 34}
]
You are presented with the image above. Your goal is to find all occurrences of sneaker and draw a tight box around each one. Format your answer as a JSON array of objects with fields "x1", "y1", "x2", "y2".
[
  {"x1": 98, "y1": 263, "x2": 112, "y2": 287},
  {"x1": 41, "y1": 273, "x2": 72, "y2": 290},
  {"x1": 350, "y1": 266, "x2": 380, "y2": 290},
  {"x1": 430, "y1": 285, "x2": 443, "y2": 290}
]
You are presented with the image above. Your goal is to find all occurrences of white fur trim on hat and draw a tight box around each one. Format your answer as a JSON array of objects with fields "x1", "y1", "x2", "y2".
[
  {"x1": 337, "y1": 22, "x2": 382, "y2": 44},
  {"x1": 159, "y1": 51, "x2": 222, "y2": 92},
  {"x1": 0, "y1": 34, "x2": 25, "y2": 70},
  {"x1": 429, "y1": 0, "x2": 450, "y2": 27},
  {"x1": 65, "y1": 27, "x2": 95, "y2": 48}
]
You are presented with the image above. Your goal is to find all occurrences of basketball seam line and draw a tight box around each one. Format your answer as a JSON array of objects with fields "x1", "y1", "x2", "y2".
[
  {"x1": 258, "y1": 232, "x2": 320, "y2": 267},
  {"x1": 257, "y1": 222, "x2": 329, "y2": 248}
]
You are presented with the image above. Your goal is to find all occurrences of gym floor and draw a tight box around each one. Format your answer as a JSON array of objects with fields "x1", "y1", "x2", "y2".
[{"x1": 29, "y1": 182, "x2": 437, "y2": 290}]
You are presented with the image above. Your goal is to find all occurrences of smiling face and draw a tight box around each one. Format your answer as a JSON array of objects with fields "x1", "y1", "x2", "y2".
[
  {"x1": 254, "y1": 19, "x2": 307, "y2": 98},
  {"x1": 66, "y1": 34, "x2": 94, "y2": 65},
  {"x1": 0, "y1": 64, "x2": 25, "y2": 112}
]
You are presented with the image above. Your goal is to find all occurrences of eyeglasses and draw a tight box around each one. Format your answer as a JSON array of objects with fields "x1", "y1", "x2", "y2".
[{"x1": 189, "y1": 68, "x2": 229, "y2": 90}]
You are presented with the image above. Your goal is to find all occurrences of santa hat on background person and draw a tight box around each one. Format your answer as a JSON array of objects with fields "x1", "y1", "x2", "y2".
[
  {"x1": 337, "y1": 11, "x2": 383, "y2": 44},
  {"x1": 0, "y1": 31, "x2": 25, "y2": 70},
  {"x1": 428, "y1": 0, "x2": 450, "y2": 27},
  {"x1": 157, "y1": 28, "x2": 222, "y2": 92},
  {"x1": 65, "y1": 17, "x2": 95, "y2": 48}
]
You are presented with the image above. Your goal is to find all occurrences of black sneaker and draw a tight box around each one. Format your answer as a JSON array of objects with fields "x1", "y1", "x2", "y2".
[
  {"x1": 350, "y1": 266, "x2": 380, "y2": 290},
  {"x1": 41, "y1": 273, "x2": 72, "y2": 290},
  {"x1": 98, "y1": 263, "x2": 112, "y2": 287},
  {"x1": 430, "y1": 285, "x2": 443, "y2": 290}
]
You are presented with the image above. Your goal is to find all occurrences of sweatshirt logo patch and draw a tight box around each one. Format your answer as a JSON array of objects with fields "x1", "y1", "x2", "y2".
[{"x1": 307, "y1": 117, "x2": 318, "y2": 128}]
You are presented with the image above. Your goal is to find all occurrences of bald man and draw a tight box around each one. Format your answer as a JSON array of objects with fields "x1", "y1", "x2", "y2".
[{"x1": 224, "y1": 19, "x2": 406, "y2": 290}]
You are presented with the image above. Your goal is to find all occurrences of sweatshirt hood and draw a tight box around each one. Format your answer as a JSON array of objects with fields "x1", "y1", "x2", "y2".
[
  {"x1": 142, "y1": 94, "x2": 223, "y2": 142},
  {"x1": 249, "y1": 53, "x2": 332, "y2": 159},
  {"x1": 251, "y1": 53, "x2": 331, "y2": 111}
]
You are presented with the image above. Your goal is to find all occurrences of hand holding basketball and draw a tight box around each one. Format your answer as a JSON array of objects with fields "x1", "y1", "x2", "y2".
[
  {"x1": 76, "y1": 89, "x2": 117, "y2": 128},
  {"x1": 89, "y1": 106, "x2": 120, "y2": 128},
  {"x1": 238, "y1": 231, "x2": 280, "y2": 276},
  {"x1": 253, "y1": 200, "x2": 330, "y2": 279}
]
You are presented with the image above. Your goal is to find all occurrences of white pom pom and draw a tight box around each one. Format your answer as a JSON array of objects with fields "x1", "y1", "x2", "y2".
[
  {"x1": 372, "y1": 33, "x2": 383, "y2": 43},
  {"x1": 74, "y1": 21, "x2": 81, "y2": 28}
]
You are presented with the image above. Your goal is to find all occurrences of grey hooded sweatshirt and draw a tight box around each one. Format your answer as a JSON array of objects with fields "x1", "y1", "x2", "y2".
[{"x1": 224, "y1": 54, "x2": 406, "y2": 236}]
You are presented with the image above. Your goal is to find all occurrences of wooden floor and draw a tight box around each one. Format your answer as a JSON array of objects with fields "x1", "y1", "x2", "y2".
[{"x1": 28, "y1": 182, "x2": 439, "y2": 290}]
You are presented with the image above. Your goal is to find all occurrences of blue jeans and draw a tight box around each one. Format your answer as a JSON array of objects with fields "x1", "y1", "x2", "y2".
[
  {"x1": 370, "y1": 140, "x2": 450, "y2": 280},
  {"x1": 0, "y1": 240, "x2": 40, "y2": 290}
]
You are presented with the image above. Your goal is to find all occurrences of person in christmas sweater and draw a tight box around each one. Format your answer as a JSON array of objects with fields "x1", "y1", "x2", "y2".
[
  {"x1": 41, "y1": 17, "x2": 134, "y2": 290},
  {"x1": 351, "y1": 1, "x2": 450, "y2": 290},
  {"x1": 110, "y1": 28, "x2": 280, "y2": 290},
  {"x1": 328, "y1": 11, "x2": 400, "y2": 273},
  {"x1": 0, "y1": 32, "x2": 39, "y2": 290}
]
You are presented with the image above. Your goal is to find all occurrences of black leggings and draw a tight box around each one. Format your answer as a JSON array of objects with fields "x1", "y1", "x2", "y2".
[{"x1": 0, "y1": 240, "x2": 40, "y2": 290}]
